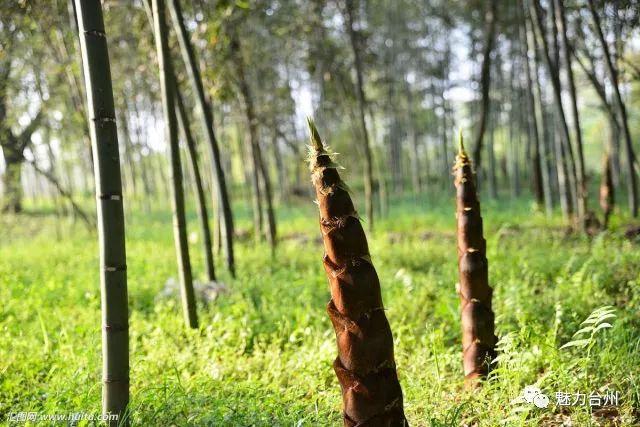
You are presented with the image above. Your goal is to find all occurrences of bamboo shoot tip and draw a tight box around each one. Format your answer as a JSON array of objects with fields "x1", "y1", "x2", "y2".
[
  {"x1": 306, "y1": 116, "x2": 324, "y2": 151},
  {"x1": 458, "y1": 129, "x2": 466, "y2": 156}
]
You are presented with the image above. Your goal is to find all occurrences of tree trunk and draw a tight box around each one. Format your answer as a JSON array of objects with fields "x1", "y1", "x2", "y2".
[
  {"x1": 521, "y1": 11, "x2": 546, "y2": 210},
  {"x1": 573, "y1": 48, "x2": 624, "y2": 191},
  {"x1": 0, "y1": 109, "x2": 42, "y2": 213},
  {"x1": 530, "y1": 0, "x2": 578, "y2": 220},
  {"x1": 230, "y1": 34, "x2": 277, "y2": 252},
  {"x1": 472, "y1": 0, "x2": 498, "y2": 170},
  {"x1": 510, "y1": 99, "x2": 521, "y2": 198},
  {"x1": 389, "y1": 119, "x2": 403, "y2": 193},
  {"x1": 2, "y1": 155, "x2": 23, "y2": 213},
  {"x1": 311, "y1": 0, "x2": 329, "y2": 125},
  {"x1": 246, "y1": 130, "x2": 264, "y2": 241},
  {"x1": 152, "y1": 0, "x2": 198, "y2": 329},
  {"x1": 345, "y1": 0, "x2": 374, "y2": 232},
  {"x1": 307, "y1": 119, "x2": 407, "y2": 426},
  {"x1": 609, "y1": 116, "x2": 621, "y2": 187},
  {"x1": 587, "y1": 0, "x2": 638, "y2": 217},
  {"x1": 440, "y1": 96, "x2": 450, "y2": 190},
  {"x1": 75, "y1": 0, "x2": 129, "y2": 423},
  {"x1": 256, "y1": 145, "x2": 277, "y2": 252},
  {"x1": 545, "y1": 112, "x2": 560, "y2": 201},
  {"x1": 513, "y1": 63, "x2": 524, "y2": 198},
  {"x1": 487, "y1": 105, "x2": 498, "y2": 199},
  {"x1": 175, "y1": 87, "x2": 216, "y2": 282},
  {"x1": 406, "y1": 81, "x2": 422, "y2": 195},
  {"x1": 554, "y1": 121, "x2": 572, "y2": 219},
  {"x1": 168, "y1": 0, "x2": 236, "y2": 274},
  {"x1": 600, "y1": 152, "x2": 614, "y2": 229},
  {"x1": 271, "y1": 127, "x2": 287, "y2": 203},
  {"x1": 554, "y1": 0, "x2": 587, "y2": 222},
  {"x1": 411, "y1": 131, "x2": 422, "y2": 195},
  {"x1": 531, "y1": 27, "x2": 557, "y2": 210}
]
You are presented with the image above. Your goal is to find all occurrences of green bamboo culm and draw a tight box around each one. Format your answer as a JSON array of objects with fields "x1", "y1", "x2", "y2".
[
  {"x1": 168, "y1": 0, "x2": 236, "y2": 277},
  {"x1": 175, "y1": 88, "x2": 216, "y2": 283},
  {"x1": 152, "y1": 0, "x2": 198, "y2": 328},
  {"x1": 74, "y1": 1, "x2": 130, "y2": 424}
]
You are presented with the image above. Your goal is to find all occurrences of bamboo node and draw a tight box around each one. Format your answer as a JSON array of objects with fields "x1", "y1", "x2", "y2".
[
  {"x1": 92, "y1": 116, "x2": 116, "y2": 128},
  {"x1": 84, "y1": 29, "x2": 106, "y2": 38},
  {"x1": 104, "y1": 323, "x2": 128, "y2": 332},
  {"x1": 103, "y1": 376, "x2": 130, "y2": 383},
  {"x1": 99, "y1": 193, "x2": 122, "y2": 201},
  {"x1": 321, "y1": 211, "x2": 359, "y2": 231},
  {"x1": 93, "y1": 116, "x2": 116, "y2": 123}
]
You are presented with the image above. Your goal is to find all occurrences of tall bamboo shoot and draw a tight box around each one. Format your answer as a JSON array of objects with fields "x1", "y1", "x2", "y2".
[
  {"x1": 454, "y1": 134, "x2": 497, "y2": 386},
  {"x1": 308, "y1": 119, "x2": 407, "y2": 426}
]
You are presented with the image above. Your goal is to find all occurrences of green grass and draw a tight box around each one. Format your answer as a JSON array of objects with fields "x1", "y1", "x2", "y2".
[{"x1": 1, "y1": 194, "x2": 639, "y2": 426}]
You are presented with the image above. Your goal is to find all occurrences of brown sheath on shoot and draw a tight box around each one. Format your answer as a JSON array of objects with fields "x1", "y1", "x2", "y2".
[
  {"x1": 453, "y1": 133, "x2": 497, "y2": 387},
  {"x1": 307, "y1": 119, "x2": 407, "y2": 426}
]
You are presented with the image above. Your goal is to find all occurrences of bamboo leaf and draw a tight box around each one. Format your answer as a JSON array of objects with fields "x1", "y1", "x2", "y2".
[
  {"x1": 572, "y1": 326, "x2": 594, "y2": 337},
  {"x1": 592, "y1": 323, "x2": 613, "y2": 333},
  {"x1": 581, "y1": 312, "x2": 616, "y2": 326},
  {"x1": 560, "y1": 339, "x2": 592, "y2": 349}
]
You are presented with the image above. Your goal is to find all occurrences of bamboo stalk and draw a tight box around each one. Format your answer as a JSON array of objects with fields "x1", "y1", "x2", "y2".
[
  {"x1": 152, "y1": 0, "x2": 198, "y2": 328},
  {"x1": 176, "y1": 87, "x2": 216, "y2": 282},
  {"x1": 168, "y1": 0, "x2": 236, "y2": 275},
  {"x1": 74, "y1": 0, "x2": 129, "y2": 423}
]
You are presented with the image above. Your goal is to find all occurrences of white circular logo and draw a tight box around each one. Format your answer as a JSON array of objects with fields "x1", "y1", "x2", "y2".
[
  {"x1": 533, "y1": 394, "x2": 550, "y2": 408},
  {"x1": 523, "y1": 385, "x2": 541, "y2": 403}
]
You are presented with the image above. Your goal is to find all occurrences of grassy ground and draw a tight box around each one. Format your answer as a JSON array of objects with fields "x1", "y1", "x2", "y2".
[{"x1": 1, "y1": 193, "x2": 639, "y2": 426}]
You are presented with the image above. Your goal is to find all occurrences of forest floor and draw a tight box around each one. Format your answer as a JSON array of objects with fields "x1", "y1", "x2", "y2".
[{"x1": 1, "y1": 194, "x2": 640, "y2": 426}]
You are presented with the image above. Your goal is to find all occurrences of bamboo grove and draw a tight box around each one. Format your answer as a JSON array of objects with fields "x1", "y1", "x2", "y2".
[
  {"x1": 1, "y1": 0, "x2": 640, "y2": 424},
  {"x1": 4, "y1": 1, "x2": 639, "y2": 236}
]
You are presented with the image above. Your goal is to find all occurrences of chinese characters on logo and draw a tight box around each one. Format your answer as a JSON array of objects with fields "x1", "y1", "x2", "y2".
[
  {"x1": 519, "y1": 385, "x2": 619, "y2": 409},
  {"x1": 554, "y1": 390, "x2": 619, "y2": 407}
]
